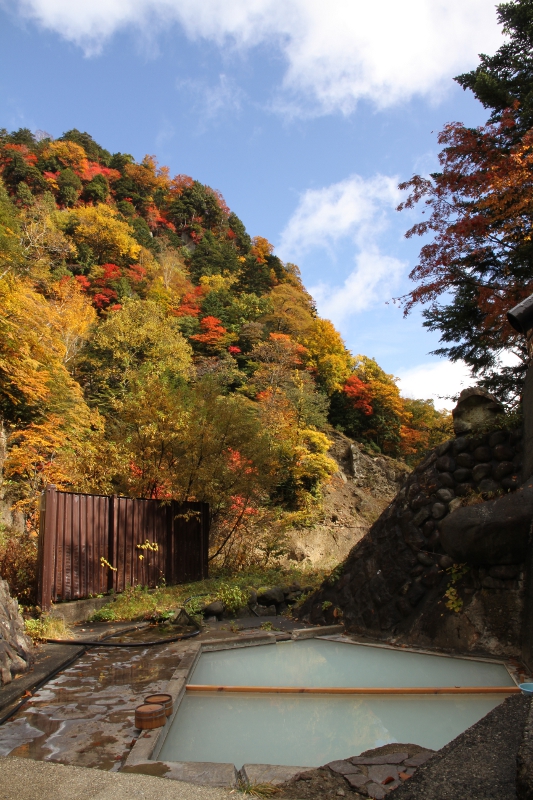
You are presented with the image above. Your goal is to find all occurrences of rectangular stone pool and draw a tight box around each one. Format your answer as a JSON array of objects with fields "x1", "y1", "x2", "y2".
[{"x1": 154, "y1": 639, "x2": 516, "y2": 769}]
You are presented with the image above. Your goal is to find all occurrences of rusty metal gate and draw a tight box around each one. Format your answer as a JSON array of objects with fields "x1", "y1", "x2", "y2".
[{"x1": 37, "y1": 485, "x2": 209, "y2": 611}]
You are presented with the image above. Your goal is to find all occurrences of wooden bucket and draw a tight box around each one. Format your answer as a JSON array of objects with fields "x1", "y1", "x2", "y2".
[
  {"x1": 144, "y1": 693, "x2": 174, "y2": 717},
  {"x1": 135, "y1": 703, "x2": 166, "y2": 730}
]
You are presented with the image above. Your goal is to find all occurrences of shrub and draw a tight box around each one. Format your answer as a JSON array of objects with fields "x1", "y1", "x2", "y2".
[
  {"x1": 216, "y1": 582, "x2": 249, "y2": 614},
  {"x1": 0, "y1": 525, "x2": 38, "y2": 605}
]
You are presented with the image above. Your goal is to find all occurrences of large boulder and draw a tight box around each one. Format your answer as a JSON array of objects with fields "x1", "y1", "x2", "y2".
[
  {"x1": 0, "y1": 577, "x2": 33, "y2": 685},
  {"x1": 439, "y1": 480, "x2": 533, "y2": 565},
  {"x1": 257, "y1": 586, "x2": 285, "y2": 607},
  {"x1": 452, "y1": 387, "x2": 505, "y2": 435}
]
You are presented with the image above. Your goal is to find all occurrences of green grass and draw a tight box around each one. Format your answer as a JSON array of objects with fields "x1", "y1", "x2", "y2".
[
  {"x1": 89, "y1": 565, "x2": 324, "y2": 623},
  {"x1": 24, "y1": 615, "x2": 73, "y2": 643}
]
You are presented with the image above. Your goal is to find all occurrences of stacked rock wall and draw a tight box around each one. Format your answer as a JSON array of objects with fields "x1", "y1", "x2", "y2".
[
  {"x1": 0, "y1": 577, "x2": 33, "y2": 685},
  {"x1": 300, "y1": 425, "x2": 527, "y2": 657}
]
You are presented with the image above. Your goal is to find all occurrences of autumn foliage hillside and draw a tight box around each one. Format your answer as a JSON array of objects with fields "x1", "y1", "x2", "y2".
[{"x1": 0, "y1": 127, "x2": 451, "y2": 598}]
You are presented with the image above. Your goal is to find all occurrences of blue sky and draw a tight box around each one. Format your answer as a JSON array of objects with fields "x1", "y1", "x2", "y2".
[{"x1": 0, "y1": 1, "x2": 505, "y2": 407}]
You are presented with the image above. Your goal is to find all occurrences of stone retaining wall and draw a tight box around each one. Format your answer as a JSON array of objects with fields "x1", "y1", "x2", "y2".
[
  {"x1": 0, "y1": 577, "x2": 33, "y2": 685},
  {"x1": 300, "y1": 427, "x2": 527, "y2": 656}
]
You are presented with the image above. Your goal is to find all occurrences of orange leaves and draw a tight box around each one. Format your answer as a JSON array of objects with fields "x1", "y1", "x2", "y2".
[
  {"x1": 399, "y1": 424, "x2": 425, "y2": 457},
  {"x1": 250, "y1": 333, "x2": 309, "y2": 395},
  {"x1": 80, "y1": 162, "x2": 121, "y2": 183},
  {"x1": 269, "y1": 332, "x2": 307, "y2": 361},
  {"x1": 174, "y1": 285, "x2": 207, "y2": 317},
  {"x1": 250, "y1": 236, "x2": 274, "y2": 264},
  {"x1": 168, "y1": 174, "x2": 194, "y2": 196},
  {"x1": 226, "y1": 447, "x2": 256, "y2": 476},
  {"x1": 5, "y1": 415, "x2": 72, "y2": 487},
  {"x1": 206, "y1": 186, "x2": 230, "y2": 217},
  {"x1": 75, "y1": 262, "x2": 122, "y2": 310},
  {"x1": 342, "y1": 374, "x2": 373, "y2": 415},
  {"x1": 396, "y1": 110, "x2": 533, "y2": 399},
  {"x1": 398, "y1": 112, "x2": 533, "y2": 330},
  {"x1": 124, "y1": 156, "x2": 169, "y2": 194},
  {"x1": 190, "y1": 315, "x2": 229, "y2": 348},
  {"x1": 1, "y1": 143, "x2": 38, "y2": 167}
]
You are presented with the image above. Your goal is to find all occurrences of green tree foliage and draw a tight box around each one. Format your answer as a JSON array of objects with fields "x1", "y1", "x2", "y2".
[
  {"x1": 0, "y1": 180, "x2": 22, "y2": 279},
  {"x1": 456, "y1": 0, "x2": 533, "y2": 133},
  {"x1": 57, "y1": 168, "x2": 82, "y2": 207},
  {"x1": 78, "y1": 299, "x2": 192, "y2": 407}
]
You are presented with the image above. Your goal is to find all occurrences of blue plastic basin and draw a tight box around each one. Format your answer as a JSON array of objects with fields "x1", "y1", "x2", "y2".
[{"x1": 519, "y1": 683, "x2": 533, "y2": 695}]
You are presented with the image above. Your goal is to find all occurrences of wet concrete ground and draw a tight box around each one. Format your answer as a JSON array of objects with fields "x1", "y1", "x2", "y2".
[
  {"x1": 0, "y1": 638, "x2": 186, "y2": 771},
  {"x1": 0, "y1": 617, "x2": 306, "y2": 772}
]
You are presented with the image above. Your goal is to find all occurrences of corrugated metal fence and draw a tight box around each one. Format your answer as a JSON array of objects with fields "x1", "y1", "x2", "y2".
[{"x1": 37, "y1": 485, "x2": 209, "y2": 611}]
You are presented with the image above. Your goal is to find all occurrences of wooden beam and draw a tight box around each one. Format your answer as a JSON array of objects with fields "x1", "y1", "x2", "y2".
[{"x1": 186, "y1": 684, "x2": 519, "y2": 695}]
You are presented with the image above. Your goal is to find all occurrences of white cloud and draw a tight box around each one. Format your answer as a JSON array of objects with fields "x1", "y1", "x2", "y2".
[
  {"x1": 176, "y1": 74, "x2": 244, "y2": 122},
  {"x1": 12, "y1": 0, "x2": 503, "y2": 115},
  {"x1": 396, "y1": 360, "x2": 473, "y2": 410},
  {"x1": 278, "y1": 174, "x2": 401, "y2": 256},
  {"x1": 278, "y1": 173, "x2": 406, "y2": 320},
  {"x1": 310, "y1": 249, "x2": 405, "y2": 323}
]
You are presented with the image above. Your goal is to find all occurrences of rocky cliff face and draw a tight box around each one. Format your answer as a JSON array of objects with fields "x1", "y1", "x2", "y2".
[
  {"x1": 299, "y1": 422, "x2": 527, "y2": 658},
  {"x1": 285, "y1": 431, "x2": 410, "y2": 567},
  {"x1": 0, "y1": 577, "x2": 33, "y2": 685}
]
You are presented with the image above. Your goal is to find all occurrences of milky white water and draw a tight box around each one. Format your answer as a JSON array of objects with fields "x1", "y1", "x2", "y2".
[
  {"x1": 156, "y1": 639, "x2": 514, "y2": 768},
  {"x1": 189, "y1": 639, "x2": 514, "y2": 688}
]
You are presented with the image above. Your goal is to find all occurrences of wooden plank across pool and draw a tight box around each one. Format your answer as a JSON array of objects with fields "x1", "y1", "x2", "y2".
[{"x1": 185, "y1": 684, "x2": 519, "y2": 695}]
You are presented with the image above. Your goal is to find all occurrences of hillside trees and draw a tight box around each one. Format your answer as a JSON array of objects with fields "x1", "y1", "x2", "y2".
[{"x1": 0, "y1": 125, "x2": 452, "y2": 590}]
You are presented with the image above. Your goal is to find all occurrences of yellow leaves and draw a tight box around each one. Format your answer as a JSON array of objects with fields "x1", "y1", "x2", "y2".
[
  {"x1": 59, "y1": 203, "x2": 141, "y2": 264},
  {"x1": 48, "y1": 278, "x2": 96, "y2": 364},
  {"x1": 0, "y1": 275, "x2": 54, "y2": 408},
  {"x1": 199, "y1": 274, "x2": 236, "y2": 292},
  {"x1": 136, "y1": 540, "x2": 159, "y2": 552},
  {"x1": 85, "y1": 299, "x2": 192, "y2": 394},
  {"x1": 44, "y1": 141, "x2": 88, "y2": 173},
  {"x1": 262, "y1": 283, "x2": 315, "y2": 336},
  {"x1": 0, "y1": 268, "x2": 100, "y2": 515},
  {"x1": 256, "y1": 387, "x2": 336, "y2": 509},
  {"x1": 21, "y1": 198, "x2": 77, "y2": 281},
  {"x1": 303, "y1": 319, "x2": 353, "y2": 394},
  {"x1": 293, "y1": 428, "x2": 336, "y2": 487}
]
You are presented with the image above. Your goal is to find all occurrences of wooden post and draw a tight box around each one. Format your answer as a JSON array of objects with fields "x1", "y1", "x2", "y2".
[
  {"x1": 37, "y1": 485, "x2": 57, "y2": 612},
  {"x1": 107, "y1": 495, "x2": 118, "y2": 593}
]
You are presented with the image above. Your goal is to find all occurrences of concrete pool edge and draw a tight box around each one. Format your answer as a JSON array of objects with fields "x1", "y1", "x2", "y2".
[
  {"x1": 123, "y1": 626, "x2": 341, "y2": 786},
  {"x1": 123, "y1": 626, "x2": 521, "y2": 788}
]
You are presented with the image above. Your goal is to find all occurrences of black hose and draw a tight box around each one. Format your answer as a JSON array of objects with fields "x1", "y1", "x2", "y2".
[{"x1": 0, "y1": 617, "x2": 200, "y2": 726}]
